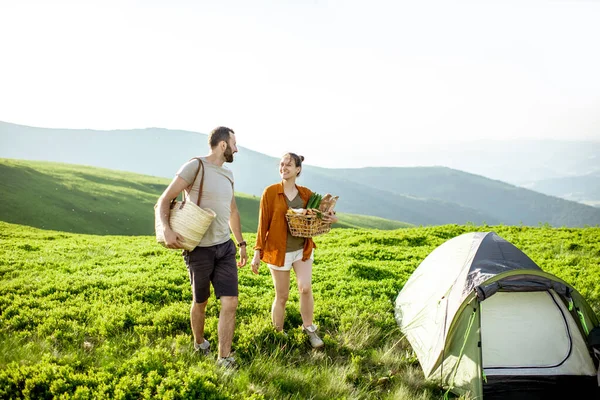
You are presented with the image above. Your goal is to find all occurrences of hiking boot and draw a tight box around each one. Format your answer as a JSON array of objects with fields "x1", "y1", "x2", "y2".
[
  {"x1": 216, "y1": 355, "x2": 237, "y2": 369},
  {"x1": 302, "y1": 324, "x2": 324, "y2": 348},
  {"x1": 194, "y1": 339, "x2": 210, "y2": 355}
]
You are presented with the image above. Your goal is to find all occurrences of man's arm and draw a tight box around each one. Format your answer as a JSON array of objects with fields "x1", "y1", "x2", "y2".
[
  {"x1": 229, "y1": 196, "x2": 247, "y2": 267},
  {"x1": 157, "y1": 176, "x2": 190, "y2": 249}
]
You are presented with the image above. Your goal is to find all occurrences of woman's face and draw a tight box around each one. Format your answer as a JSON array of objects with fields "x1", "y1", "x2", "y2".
[{"x1": 279, "y1": 156, "x2": 300, "y2": 180}]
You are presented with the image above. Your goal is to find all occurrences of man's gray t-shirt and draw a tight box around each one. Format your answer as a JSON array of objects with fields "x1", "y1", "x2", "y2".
[{"x1": 176, "y1": 157, "x2": 234, "y2": 247}]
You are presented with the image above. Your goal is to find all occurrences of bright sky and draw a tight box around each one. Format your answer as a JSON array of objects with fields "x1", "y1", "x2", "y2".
[{"x1": 1, "y1": 0, "x2": 599, "y2": 167}]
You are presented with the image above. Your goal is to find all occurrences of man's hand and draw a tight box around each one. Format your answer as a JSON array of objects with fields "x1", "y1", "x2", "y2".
[
  {"x1": 164, "y1": 228, "x2": 184, "y2": 249},
  {"x1": 250, "y1": 252, "x2": 261, "y2": 274},
  {"x1": 237, "y1": 246, "x2": 248, "y2": 267},
  {"x1": 157, "y1": 175, "x2": 191, "y2": 250}
]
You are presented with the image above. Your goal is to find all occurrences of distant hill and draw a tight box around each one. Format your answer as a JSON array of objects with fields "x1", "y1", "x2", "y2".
[
  {"x1": 0, "y1": 159, "x2": 411, "y2": 235},
  {"x1": 386, "y1": 140, "x2": 600, "y2": 183},
  {"x1": 315, "y1": 167, "x2": 600, "y2": 227},
  {"x1": 0, "y1": 121, "x2": 497, "y2": 225},
  {"x1": 523, "y1": 172, "x2": 600, "y2": 207},
  {"x1": 2, "y1": 121, "x2": 600, "y2": 227}
]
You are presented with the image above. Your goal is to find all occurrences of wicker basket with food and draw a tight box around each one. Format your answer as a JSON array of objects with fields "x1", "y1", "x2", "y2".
[{"x1": 285, "y1": 193, "x2": 339, "y2": 238}]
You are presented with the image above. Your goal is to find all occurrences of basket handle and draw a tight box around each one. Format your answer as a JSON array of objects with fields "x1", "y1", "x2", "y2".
[
  {"x1": 171, "y1": 157, "x2": 205, "y2": 210},
  {"x1": 189, "y1": 157, "x2": 205, "y2": 207}
]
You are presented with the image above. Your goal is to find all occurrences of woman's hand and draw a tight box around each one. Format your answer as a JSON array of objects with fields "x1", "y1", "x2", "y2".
[
  {"x1": 251, "y1": 252, "x2": 261, "y2": 274},
  {"x1": 322, "y1": 211, "x2": 338, "y2": 224}
]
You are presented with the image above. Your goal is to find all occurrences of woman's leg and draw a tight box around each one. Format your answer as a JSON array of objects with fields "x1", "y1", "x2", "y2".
[
  {"x1": 292, "y1": 258, "x2": 314, "y2": 327},
  {"x1": 269, "y1": 268, "x2": 291, "y2": 331}
]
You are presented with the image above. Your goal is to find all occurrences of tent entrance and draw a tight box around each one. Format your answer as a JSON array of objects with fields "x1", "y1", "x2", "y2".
[
  {"x1": 480, "y1": 290, "x2": 598, "y2": 399},
  {"x1": 481, "y1": 290, "x2": 575, "y2": 372}
]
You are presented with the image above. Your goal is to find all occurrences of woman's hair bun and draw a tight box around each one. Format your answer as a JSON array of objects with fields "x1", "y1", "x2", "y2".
[{"x1": 300, "y1": 155, "x2": 305, "y2": 162}]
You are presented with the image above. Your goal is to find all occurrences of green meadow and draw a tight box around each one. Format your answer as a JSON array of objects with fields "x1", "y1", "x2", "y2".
[{"x1": 1, "y1": 221, "x2": 599, "y2": 399}]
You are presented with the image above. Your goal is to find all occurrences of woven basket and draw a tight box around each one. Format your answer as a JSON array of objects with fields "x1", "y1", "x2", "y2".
[
  {"x1": 155, "y1": 200, "x2": 216, "y2": 251},
  {"x1": 286, "y1": 212, "x2": 331, "y2": 238},
  {"x1": 155, "y1": 157, "x2": 217, "y2": 251}
]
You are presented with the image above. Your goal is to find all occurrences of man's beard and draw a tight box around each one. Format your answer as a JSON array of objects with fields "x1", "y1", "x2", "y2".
[{"x1": 224, "y1": 144, "x2": 234, "y2": 163}]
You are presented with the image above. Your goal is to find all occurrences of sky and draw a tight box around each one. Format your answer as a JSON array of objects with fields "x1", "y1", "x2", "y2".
[{"x1": 1, "y1": 0, "x2": 599, "y2": 168}]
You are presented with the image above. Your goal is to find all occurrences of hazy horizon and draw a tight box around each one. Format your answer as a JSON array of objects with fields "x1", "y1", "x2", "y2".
[
  {"x1": 2, "y1": 119, "x2": 599, "y2": 207},
  {"x1": 2, "y1": 118, "x2": 600, "y2": 170}
]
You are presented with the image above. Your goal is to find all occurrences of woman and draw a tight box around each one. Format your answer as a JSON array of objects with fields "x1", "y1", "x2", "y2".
[{"x1": 251, "y1": 153, "x2": 337, "y2": 348}]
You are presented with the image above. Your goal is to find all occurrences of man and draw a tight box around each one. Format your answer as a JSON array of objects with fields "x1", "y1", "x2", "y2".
[{"x1": 156, "y1": 126, "x2": 247, "y2": 368}]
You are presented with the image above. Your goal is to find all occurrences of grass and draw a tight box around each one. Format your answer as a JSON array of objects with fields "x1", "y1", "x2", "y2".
[{"x1": 1, "y1": 221, "x2": 599, "y2": 399}]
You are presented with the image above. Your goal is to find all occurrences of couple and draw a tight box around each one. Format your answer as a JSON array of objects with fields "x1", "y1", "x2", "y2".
[{"x1": 156, "y1": 126, "x2": 338, "y2": 368}]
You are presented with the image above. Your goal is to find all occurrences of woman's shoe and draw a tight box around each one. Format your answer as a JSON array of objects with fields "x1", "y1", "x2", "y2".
[
  {"x1": 217, "y1": 356, "x2": 237, "y2": 369},
  {"x1": 302, "y1": 324, "x2": 324, "y2": 348}
]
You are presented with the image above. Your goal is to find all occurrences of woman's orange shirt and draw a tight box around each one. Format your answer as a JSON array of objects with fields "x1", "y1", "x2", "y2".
[{"x1": 254, "y1": 182, "x2": 316, "y2": 267}]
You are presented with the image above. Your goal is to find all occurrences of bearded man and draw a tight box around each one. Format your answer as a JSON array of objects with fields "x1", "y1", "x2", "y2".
[{"x1": 156, "y1": 126, "x2": 247, "y2": 368}]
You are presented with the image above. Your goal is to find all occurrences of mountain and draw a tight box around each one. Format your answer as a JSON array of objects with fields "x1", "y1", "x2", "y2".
[
  {"x1": 314, "y1": 167, "x2": 600, "y2": 227},
  {"x1": 346, "y1": 140, "x2": 600, "y2": 207},
  {"x1": 0, "y1": 158, "x2": 411, "y2": 235},
  {"x1": 523, "y1": 172, "x2": 600, "y2": 207},
  {"x1": 2, "y1": 121, "x2": 599, "y2": 227}
]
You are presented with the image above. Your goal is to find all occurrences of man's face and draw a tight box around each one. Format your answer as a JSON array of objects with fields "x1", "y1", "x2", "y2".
[{"x1": 223, "y1": 134, "x2": 238, "y2": 163}]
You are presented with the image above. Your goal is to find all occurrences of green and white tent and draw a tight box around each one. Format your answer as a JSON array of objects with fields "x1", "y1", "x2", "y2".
[{"x1": 395, "y1": 232, "x2": 600, "y2": 399}]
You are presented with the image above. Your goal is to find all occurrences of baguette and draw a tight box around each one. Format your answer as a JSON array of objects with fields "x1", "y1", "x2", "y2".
[
  {"x1": 319, "y1": 193, "x2": 333, "y2": 212},
  {"x1": 327, "y1": 196, "x2": 339, "y2": 213}
]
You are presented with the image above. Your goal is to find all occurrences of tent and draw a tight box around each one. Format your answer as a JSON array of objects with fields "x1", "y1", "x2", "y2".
[{"x1": 394, "y1": 231, "x2": 600, "y2": 399}]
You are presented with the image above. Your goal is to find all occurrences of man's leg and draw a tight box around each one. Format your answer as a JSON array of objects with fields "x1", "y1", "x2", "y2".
[
  {"x1": 212, "y1": 240, "x2": 239, "y2": 359},
  {"x1": 218, "y1": 295, "x2": 238, "y2": 357},
  {"x1": 191, "y1": 299, "x2": 208, "y2": 346},
  {"x1": 184, "y1": 247, "x2": 214, "y2": 350}
]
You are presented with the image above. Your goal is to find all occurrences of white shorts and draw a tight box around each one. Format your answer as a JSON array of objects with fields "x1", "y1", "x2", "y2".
[{"x1": 268, "y1": 249, "x2": 314, "y2": 272}]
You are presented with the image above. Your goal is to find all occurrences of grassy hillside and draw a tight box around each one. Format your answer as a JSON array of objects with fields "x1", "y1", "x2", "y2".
[
  {"x1": 1, "y1": 221, "x2": 598, "y2": 399},
  {"x1": 5, "y1": 121, "x2": 599, "y2": 226},
  {"x1": 0, "y1": 158, "x2": 411, "y2": 235}
]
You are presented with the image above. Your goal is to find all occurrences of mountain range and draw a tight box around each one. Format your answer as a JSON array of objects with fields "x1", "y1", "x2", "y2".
[{"x1": 1, "y1": 120, "x2": 599, "y2": 227}]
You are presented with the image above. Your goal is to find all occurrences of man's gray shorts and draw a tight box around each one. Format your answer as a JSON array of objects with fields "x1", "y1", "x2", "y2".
[{"x1": 183, "y1": 239, "x2": 238, "y2": 303}]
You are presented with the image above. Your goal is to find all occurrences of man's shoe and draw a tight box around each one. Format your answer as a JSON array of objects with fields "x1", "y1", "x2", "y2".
[
  {"x1": 216, "y1": 356, "x2": 237, "y2": 369},
  {"x1": 302, "y1": 324, "x2": 324, "y2": 348},
  {"x1": 194, "y1": 339, "x2": 210, "y2": 355}
]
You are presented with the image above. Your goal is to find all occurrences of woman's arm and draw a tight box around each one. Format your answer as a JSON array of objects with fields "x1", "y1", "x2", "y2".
[
  {"x1": 251, "y1": 188, "x2": 272, "y2": 274},
  {"x1": 254, "y1": 188, "x2": 272, "y2": 257}
]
